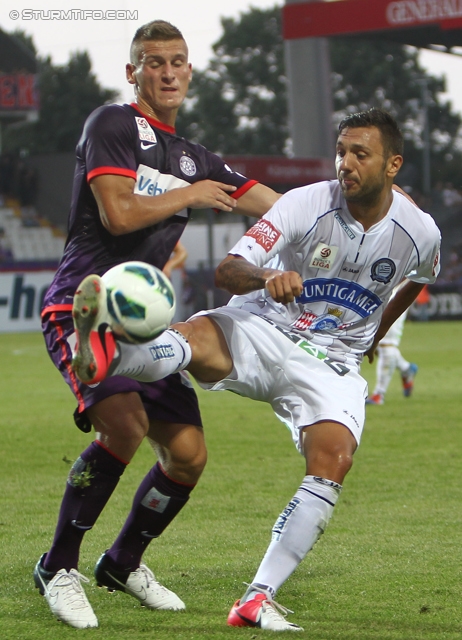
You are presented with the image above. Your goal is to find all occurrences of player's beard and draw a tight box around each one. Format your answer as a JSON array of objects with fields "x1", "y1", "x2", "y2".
[{"x1": 341, "y1": 172, "x2": 386, "y2": 208}]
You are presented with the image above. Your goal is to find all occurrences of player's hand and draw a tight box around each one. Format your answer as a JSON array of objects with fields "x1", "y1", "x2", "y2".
[
  {"x1": 265, "y1": 271, "x2": 303, "y2": 304},
  {"x1": 365, "y1": 344, "x2": 378, "y2": 364},
  {"x1": 186, "y1": 180, "x2": 238, "y2": 211}
]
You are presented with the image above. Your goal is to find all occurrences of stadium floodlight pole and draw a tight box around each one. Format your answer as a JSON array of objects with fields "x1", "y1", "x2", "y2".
[
  {"x1": 284, "y1": 0, "x2": 335, "y2": 159},
  {"x1": 416, "y1": 77, "x2": 431, "y2": 196}
]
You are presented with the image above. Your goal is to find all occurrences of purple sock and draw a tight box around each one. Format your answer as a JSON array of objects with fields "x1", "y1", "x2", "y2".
[
  {"x1": 44, "y1": 441, "x2": 127, "y2": 573},
  {"x1": 107, "y1": 462, "x2": 195, "y2": 571}
]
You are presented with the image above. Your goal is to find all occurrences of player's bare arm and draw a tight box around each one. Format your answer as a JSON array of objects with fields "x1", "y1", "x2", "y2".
[
  {"x1": 216, "y1": 254, "x2": 303, "y2": 304},
  {"x1": 365, "y1": 280, "x2": 425, "y2": 363},
  {"x1": 233, "y1": 183, "x2": 281, "y2": 218},
  {"x1": 91, "y1": 174, "x2": 239, "y2": 235},
  {"x1": 163, "y1": 241, "x2": 187, "y2": 278}
]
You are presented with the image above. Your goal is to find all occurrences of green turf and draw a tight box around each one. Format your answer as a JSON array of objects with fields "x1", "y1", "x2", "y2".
[{"x1": 1, "y1": 322, "x2": 461, "y2": 639}]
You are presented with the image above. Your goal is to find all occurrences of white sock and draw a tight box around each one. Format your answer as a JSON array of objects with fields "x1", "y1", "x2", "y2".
[
  {"x1": 243, "y1": 476, "x2": 341, "y2": 600},
  {"x1": 110, "y1": 328, "x2": 192, "y2": 382},
  {"x1": 374, "y1": 345, "x2": 398, "y2": 395},
  {"x1": 396, "y1": 350, "x2": 410, "y2": 375}
]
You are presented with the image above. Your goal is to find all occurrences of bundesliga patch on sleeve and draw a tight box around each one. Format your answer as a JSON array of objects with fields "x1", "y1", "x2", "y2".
[
  {"x1": 135, "y1": 117, "x2": 157, "y2": 145},
  {"x1": 245, "y1": 219, "x2": 281, "y2": 252}
]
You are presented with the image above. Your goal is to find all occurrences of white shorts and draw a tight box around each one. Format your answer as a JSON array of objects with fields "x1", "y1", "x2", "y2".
[
  {"x1": 194, "y1": 308, "x2": 368, "y2": 453},
  {"x1": 379, "y1": 309, "x2": 408, "y2": 347}
]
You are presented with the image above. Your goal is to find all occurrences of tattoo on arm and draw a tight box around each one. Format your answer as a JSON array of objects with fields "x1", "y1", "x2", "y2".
[{"x1": 216, "y1": 259, "x2": 268, "y2": 295}]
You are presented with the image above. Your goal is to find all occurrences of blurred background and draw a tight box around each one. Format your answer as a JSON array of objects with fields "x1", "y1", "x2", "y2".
[{"x1": 1, "y1": 0, "x2": 461, "y2": 330}]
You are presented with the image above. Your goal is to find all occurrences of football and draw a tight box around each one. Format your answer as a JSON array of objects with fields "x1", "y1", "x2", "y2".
[{"x1": 102, "y1": 261, "x2": 176, "y2": 343}]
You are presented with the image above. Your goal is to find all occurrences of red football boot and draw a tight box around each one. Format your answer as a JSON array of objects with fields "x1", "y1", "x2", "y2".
[
  {"x1": 72, "y1": 274, "x2": 116, "y2": 384},
  {"x1": 227, "y1": 593, "x2": 303, "y2": 632}
]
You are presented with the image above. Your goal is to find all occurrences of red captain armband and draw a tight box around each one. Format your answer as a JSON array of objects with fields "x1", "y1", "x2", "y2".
[
  {"x1": 212, "y1": 179, "x2": 258, "y2": 213},
  {"x1": 245, "y1": 219, "x2": 281, "y2": 252}
]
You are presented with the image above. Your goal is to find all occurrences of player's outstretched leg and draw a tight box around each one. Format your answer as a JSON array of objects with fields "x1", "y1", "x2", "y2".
[
  {"x1": 94, "y1": 552, "x2": 185, "y2": 610},
  {"x1": 33, "y1": 554, "x2": 98, "y2": 629},
  {"x1": 401, "y1": 362, "x2": 418, "y2": 397},
  {"x1": 228, "y1": 586, "x2": 303, "y2": 632},
  {"x1": 72, "y1": 274, "x2": 116, "y2": 384},
  {"x1": 365, "y1": 344, "x2": 396, "y2": 405},
  {"x1": 365, "y1": 393, "x2": 384, "y2": 405},
  {"x1": 72, "y1": 273, "x2": 193, "y2": 386}
]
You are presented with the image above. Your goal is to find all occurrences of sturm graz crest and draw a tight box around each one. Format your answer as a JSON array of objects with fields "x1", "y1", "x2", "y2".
[
  {"x1": 371, "y1": 258, "x2": 396, "y2": 284},
  {"x1": 312, "y1": 313, "x2": 342, "y2": 330}
]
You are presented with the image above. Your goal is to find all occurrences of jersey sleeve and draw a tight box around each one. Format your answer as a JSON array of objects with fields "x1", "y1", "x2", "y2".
[
  {"x1": 404, "y1": 217, "x2": 441, "y2": 284},
  {"x1": 82, "y1": 105, "x2": 138, "y2": 183},
  {"x1": 228, "y1": 186, "x2": 311, "y2": 265},
  {"x1": 203, "y1": 150, "x2": 258, "y2": 199}
]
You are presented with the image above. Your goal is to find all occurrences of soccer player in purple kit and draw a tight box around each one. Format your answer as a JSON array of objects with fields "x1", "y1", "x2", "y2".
[{"x1": 34, "y1": 20, "x2": 279, "y2": 629}]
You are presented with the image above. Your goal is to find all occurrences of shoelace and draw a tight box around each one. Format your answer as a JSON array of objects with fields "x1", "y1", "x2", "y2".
[
  {"x1": 242, "y1": 582, "x2": 294, "y2": 617},
  {"x1": 262, "y1": 598, "x2": 293, "y2": 620},
  {"x1": 50, "y1": 570, "x2": 91, "y2": 610},
  {"x1": 135, "y1": 564, "x2": 169, "y2": 592}
]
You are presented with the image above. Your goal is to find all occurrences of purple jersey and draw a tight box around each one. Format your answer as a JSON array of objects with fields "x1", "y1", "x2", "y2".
[
  {"x1": 41, "y1": 102, "x2": 257, "y2": 427},
  {"x1": 42, "y1": 102, "x2": 257, "y2": 315}
]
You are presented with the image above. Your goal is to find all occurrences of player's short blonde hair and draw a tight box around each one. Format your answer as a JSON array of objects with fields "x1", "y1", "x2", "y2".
[{"x1": 130, "y1": 21, "x2": 186, "y2": 64}]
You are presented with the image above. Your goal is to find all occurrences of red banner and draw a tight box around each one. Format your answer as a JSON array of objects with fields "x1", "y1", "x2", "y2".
[
  {"x1": 224, "y1": 156, "x2": 335, "y2": 185},
  {"x1": 0, "y1": 75, "x2": 39, "y2": 111},
  {"x1": 283, "y1": 0, "x2": 462, "y2": 40}
]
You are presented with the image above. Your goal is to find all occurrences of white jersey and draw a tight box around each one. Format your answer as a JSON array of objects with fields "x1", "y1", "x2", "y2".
[{"x1": 228, "y1": 181, "x2": 440, "y2": 366}]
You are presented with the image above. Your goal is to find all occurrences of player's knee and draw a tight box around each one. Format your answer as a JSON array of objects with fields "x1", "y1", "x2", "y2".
[
  {"x1": 304, "y1": 422, "x2": 356, "y2": 483},
  {"x1": 380, "y1": 345, "x2": 398, "y2": 366},
  {"x1": 171, "y1": 320, "x2": 193, "y2": 340},
  {"x1": 88, "y1": 395, "x2": 150, "y2": 449},
  {"x1": 163, "y1": 443, "x2": 207, "y2": 484},
  {"x1": 171, "y1": 319, "x2": 206, "y2": 358},
  {"x1": 333, "y1": 450, "x2": 354, "y2": 478},
  {"x1": 307, "y1": 446, "x2": 353, "y2": 483},
  {"x1": 171, "y1": 320, "x2": 205, "y2": 368},
  {"x1": 186, "y1": 317, "x2": 233, "y2": 382},
  {"x1": 96, "y1": 414, "x2": 149, "y2": 450},
  {"x1": 327, "y1": 449, "x2": 353, "y2": 474},
  {"x1": 162, "y1": 459, "x2": 206, "y2": 485}
]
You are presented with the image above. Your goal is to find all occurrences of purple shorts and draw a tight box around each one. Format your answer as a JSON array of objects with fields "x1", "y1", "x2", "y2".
[{"x1": 42, "y1": 310, "x2": 202, "y2": 432}]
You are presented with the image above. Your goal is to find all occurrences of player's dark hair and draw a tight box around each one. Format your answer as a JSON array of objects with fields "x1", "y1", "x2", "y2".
[
  {"x1": 130, "y1": 20, "x2": 186, "y2": 64},
  {"x1": 338, "y1": 108, "x2": 404, "y2": 157}
]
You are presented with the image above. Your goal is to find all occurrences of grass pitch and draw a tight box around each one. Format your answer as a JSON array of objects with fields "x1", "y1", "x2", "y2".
[{"x1": 0, "y1": 322, "x2": 461, "y2": 639}]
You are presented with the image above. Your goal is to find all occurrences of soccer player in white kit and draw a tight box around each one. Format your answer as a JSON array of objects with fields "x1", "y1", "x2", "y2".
[
  {"x1": 366, "y1": 291, "x2": 418, "y2": 405},
  {"x1": 72, "y1": 109, "x2": 441, "y2": 631}
]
